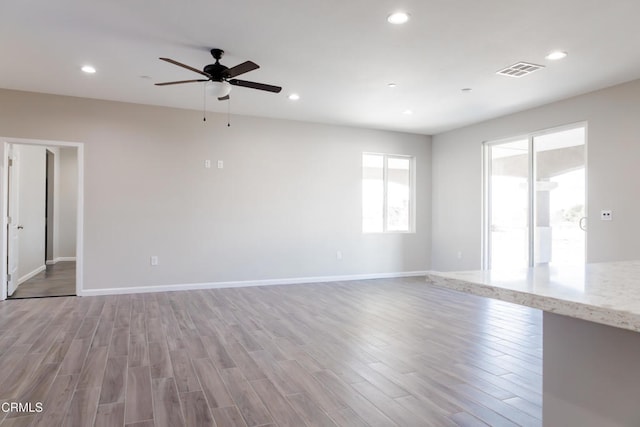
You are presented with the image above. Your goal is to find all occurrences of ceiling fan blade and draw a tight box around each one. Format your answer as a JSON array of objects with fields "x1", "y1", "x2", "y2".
[
  {"x1": 159, "y1": 57, "x2": 211, "y2": 78},
  {"x1": 155, "y1": 79, "x2": 209, "y2": 86},
  {"x1": 224, "y1": 61, "x2": 259, "y2": 78},
  {"x1": 228, "y1": 79, "x2": 282, "y2": 93},
  {"x1": 218, "y1": 95, "x2": 230, "y2": 101}
]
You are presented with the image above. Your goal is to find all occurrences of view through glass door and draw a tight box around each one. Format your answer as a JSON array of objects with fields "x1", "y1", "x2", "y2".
[{"x1": 485, "y1": 124, "x2": 586, "y2": 269}]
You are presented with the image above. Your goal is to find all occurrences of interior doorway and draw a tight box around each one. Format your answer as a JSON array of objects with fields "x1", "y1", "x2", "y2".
[
  {"x1": 1, "y1": 138, "x2": 84, "y2": 300},
  {"x1": 484, "y1": 123, "x2": 587, "y2": 269}
]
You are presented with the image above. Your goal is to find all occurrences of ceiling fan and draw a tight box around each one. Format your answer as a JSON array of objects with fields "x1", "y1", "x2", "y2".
[{"x1": 155, "y1": 48, "x2": 282, "y2": 100}]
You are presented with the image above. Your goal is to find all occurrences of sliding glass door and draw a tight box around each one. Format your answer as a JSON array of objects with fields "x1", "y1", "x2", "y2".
[
  {"x1": 486, "y1": 138, "x2": 530, "y2": 269},
  {"x1": 484, "y1": 124, "x2": 586, "y2": 269}
]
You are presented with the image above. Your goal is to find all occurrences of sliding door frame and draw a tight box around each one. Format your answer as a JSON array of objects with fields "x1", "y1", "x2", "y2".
[{"x1": 482, "y1": 121, "x2": 588, "y2": 270}]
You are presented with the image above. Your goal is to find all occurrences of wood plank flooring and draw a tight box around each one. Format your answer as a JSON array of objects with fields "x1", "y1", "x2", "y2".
[
  {"x1": 0, "y1": 277, "x2": 542, "y2": 426},
  {"x1": 8, "y1": 262, "x2": 75, "y2": 299}
]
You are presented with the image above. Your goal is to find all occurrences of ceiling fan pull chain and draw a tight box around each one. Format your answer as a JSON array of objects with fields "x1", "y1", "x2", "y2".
[
  {"x1": 227, "y1": 97, "x2": 231, "y2": 127},
  {"x1": 203, "y1": 82, "x2": 207, "y2": 122}
]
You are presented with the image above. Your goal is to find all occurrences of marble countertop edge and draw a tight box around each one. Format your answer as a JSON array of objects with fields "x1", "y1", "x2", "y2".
[{"x1": 426, "y1": 273, "x2": 640, "y2": 333}]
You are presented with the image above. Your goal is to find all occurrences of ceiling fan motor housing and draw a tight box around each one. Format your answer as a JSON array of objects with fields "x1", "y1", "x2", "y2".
[{"x1": 203, "y1": 62, "x2": 228, "y2": 81}]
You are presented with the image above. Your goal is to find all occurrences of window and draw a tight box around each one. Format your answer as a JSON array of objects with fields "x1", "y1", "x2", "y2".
[{"x1": 362, "y1": 153, "x2": 414, "y2": 233}]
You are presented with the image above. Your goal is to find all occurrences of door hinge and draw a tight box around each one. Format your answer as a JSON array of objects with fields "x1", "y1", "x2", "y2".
[
  {"x1": 6, "y1": 216, "x2": 11, "y2": 225},
  {"x1": 8, "y1": 158, "x2": 13, "y2": 167},
  {"x1": 6, "y1": 274, "x2": 11, "y2": 282}
]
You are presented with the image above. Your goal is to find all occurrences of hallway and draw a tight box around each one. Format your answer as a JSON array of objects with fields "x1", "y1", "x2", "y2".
[{"x1": 9, "y1": 261, "x2": 75, "y2": 299}]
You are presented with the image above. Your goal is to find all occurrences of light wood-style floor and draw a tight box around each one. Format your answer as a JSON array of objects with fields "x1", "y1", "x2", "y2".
[
  {"x1": 8, "y1": 262, "x2": 76, "y2": 299},
  {"x1": 0, "y1": 277, "x2": 542, "y2": 426}
]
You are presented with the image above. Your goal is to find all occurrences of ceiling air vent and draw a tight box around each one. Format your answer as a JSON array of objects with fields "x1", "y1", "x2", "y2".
[{"x1": 496, "y1": 61, "x2": 545, "y2": 78}]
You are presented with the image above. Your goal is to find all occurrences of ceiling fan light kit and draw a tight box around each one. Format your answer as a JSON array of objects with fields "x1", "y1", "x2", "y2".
[
  {"x1": 156, "y1": 48, "x2": 282, "y2": 101},
  {"x1": 208, "y1": 81, "x2": 231, "y2": 98}
]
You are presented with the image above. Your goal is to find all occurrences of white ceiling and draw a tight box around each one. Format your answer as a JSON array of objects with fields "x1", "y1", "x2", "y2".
[{"x1": 2, "y1": 0, "x2": 640, "y2": 135}]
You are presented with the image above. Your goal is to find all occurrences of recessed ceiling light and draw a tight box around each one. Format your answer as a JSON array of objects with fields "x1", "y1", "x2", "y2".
[
  {"x1": 546, "y1": 51, "x2": 568, "y2": 60},
  {"x1": 288, "y1": 93, "x2": 300, "y2": 101},
  {"x1": 387, "y1": 83, "x2": 397, "y2": 88},
  {"x1": 387, "y1": 12, "x2": 410, "y2": 24},
  {"x1": 81, "y1": 65, "x2": 96, "y2": 74},
  {"x1": 402, "y1": 109, "x2": 413, "y2": 115}
]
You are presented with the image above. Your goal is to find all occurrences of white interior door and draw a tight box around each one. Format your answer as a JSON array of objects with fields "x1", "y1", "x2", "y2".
[{"x1": 7, "y1": 146, "x2": 20, "y2": 296}]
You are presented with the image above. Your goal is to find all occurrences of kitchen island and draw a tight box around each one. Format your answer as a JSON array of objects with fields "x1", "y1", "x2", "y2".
[{"x1": 426, "y1": 261, "x2": 640, "y2": 427}]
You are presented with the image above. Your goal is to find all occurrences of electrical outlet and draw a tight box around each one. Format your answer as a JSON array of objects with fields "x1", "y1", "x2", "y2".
[
  {"x1": 217, "y1": 160, "x2": 224, "y2": 169},
  {"x1": 204, "y1": 160, "x2": 211, "y2": 168},
  {"x1": 150, "y1": 256, "x2": 159, "y2": 266},
  {"x1": 336, "y1": 251, "x2": 343, "y2": 260},
  {"x1": 600, "y1": 210, "x2": 612, "y2": 221}
]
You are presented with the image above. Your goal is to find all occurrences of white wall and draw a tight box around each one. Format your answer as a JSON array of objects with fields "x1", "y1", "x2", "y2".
[
  {"x1": 432, "y1": 78, "x2": 640, "y2": 271},
  {"x1": 56, "y1": 147, "x2": 77, "y2": 258},
  {"x1": 15, "y1": 145, "x2": 46, "y2": 280},
  {"x1": 0, "y1": 89, "x2": 431, "y2": 292}
]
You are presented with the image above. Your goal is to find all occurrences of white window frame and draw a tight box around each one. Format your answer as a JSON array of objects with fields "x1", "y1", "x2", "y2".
[{"x1": 362, "y1": 152, "x2": 416, "y2": 234}]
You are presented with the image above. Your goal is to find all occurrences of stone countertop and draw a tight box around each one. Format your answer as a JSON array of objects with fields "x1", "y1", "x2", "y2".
[{"x1": 426, "y1": 260, "x2": 640, "y2": 333}]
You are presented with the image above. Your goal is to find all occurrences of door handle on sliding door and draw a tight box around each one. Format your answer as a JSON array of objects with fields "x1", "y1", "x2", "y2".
[{"x1": 579, "y1": 217, "x2": 587, "y2": 231}]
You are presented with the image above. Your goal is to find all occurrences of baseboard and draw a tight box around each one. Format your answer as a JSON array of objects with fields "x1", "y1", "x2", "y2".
[
  {"x1": 46, "y1": 257, "x2": 76, "y2": 265},
  {"x1": 79, "y1": 270, "x2": 428, "y2": 297},
  {"x1": 18, "y1": 264, "x2": 47, "y2": 285}
]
